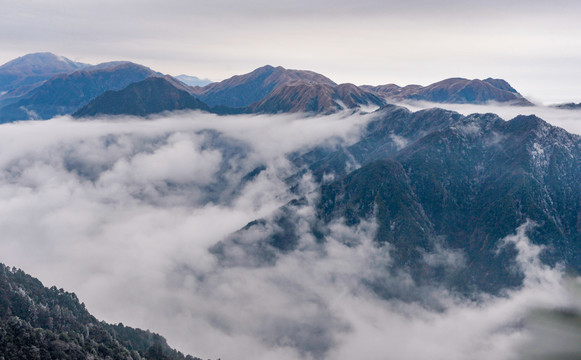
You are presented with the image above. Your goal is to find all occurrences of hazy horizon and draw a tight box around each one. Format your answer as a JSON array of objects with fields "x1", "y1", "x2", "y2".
[{"x1": 2, "y1": 0, "x2": 581, "y2": 104}]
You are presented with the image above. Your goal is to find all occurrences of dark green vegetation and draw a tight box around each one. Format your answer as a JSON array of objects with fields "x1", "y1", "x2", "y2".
[
  {"x1": 0, "y1": 263, "x2": 202, "y2": 360},
  {"x1": 220, "y1": 105, "x2": 581, "y2": 295}
]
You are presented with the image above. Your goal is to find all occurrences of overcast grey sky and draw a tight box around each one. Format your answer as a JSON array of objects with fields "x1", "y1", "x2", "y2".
[{"x1": 1, "y1": 0, "x2": 581, "y2": 103}]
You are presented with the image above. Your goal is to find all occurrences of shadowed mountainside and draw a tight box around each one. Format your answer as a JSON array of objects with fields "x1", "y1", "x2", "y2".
[
  {"x1": 0, "y1": 53, "x2": 537, "y2": 122},
  {"x1": 74, "y1": 76, "x2": 210, "y2": 117},
  {"x1": 0, "y1": 62, "x2": 156, "y2": 121}
]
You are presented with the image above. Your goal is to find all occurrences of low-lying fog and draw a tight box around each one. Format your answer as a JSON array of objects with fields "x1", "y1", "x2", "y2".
[{"x1": 1, "y1": 105, "x2": 580, "y2": 359}]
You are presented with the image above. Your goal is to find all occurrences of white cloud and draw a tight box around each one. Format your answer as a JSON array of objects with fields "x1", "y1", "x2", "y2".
[
  {"x1": 402, "y1": 101, "x2": 581, "y2": 136},
  {"x1": 0, "y1": 110, "x2": 578, "y2": 360}
]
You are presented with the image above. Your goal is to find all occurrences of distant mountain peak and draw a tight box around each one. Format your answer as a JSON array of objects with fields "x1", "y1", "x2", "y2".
[
  {"x1": 0, "y1": 52, "x2": 87, "y2": 70},
  {"x1": 255, "y1": 64, "x2": 276, "y2": 71},
  {"x1": 0, "y1": 60, "x2": 157, "y2": 121},
  {"x1": 175, "y1": 74, "x2": 212, "y2": 87},
  {"x1": 248, "y1": 80, "x2": 386, "y2": 114},
  {"x1": 0, "y1": 52, "x2": 90, "y2": 93},
  {"x1": 197, "y1": 64, "x2": 336, "y2": 108},
  {"x1": 364, "y1": 77, "x2": 532, "y2": 106}
]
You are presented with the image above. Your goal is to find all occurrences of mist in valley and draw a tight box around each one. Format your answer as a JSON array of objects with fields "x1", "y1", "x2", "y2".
[{"x1": 0, "y1": 106, "x2": 580, "y2": 359}]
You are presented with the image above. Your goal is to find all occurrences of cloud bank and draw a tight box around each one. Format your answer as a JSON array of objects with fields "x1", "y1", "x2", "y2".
[
  {"x1": 402, "y1": 101, "x2": 581, "y2": 136},
  {"x1": 0, "y1": 109, "x2": 578, "y2": 359}
]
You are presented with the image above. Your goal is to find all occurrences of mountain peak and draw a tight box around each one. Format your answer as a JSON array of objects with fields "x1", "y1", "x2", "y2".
[
  {"x1": 506, "y1": 114, "x2": 548, "y2": 133},
  {"x1": 197, "y1": 65, "x2": 336, "y2": 108},
  {"x1": 0, "y1": 60, "x2": 157, "y2": 121},
  {"x1": 0, "y1": 52, "x2": 89, "y2": 73},
  {"x1": 366, "y1": 77, "x2": 533, "y2": 106},
  {"x1": 483, "y1": 78, "x2": 518, "y2": 93},
  {"x1": 256, "y1": 64, "x2": 276, "y2": 71},
  {"x1": 0, "y1": 52, "x2": 90, "y2": 92}
]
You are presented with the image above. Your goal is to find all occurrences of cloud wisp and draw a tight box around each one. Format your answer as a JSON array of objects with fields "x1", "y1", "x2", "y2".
[{"x1": 401, "y1": 101, "x2": 581, "y2": 136}]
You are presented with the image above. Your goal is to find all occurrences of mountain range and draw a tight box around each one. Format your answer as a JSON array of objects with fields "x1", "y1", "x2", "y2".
[
  {"x1": 0, "y1": 53, "x2": 536, "y2": 122},
  {"x1": 2, "y1": 51, "x2": 581, "y2": 358},
  {"x1": 362, "y1": 77, "x2": 533, "y2": 106},
  {"x1": 0, "y1": 52, "x2": 89, "y2": 94},
  {"x1": 0, "y1": 61, "x2": 157, "y2": 121},
  {"x1": 215, "y1": 105, "x2": 581, "y2": 296}
]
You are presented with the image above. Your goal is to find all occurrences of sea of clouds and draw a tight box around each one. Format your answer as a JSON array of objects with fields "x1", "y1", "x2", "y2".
[{"x1": 1, "y1": 106, "x2": 581, "y2": 359}]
